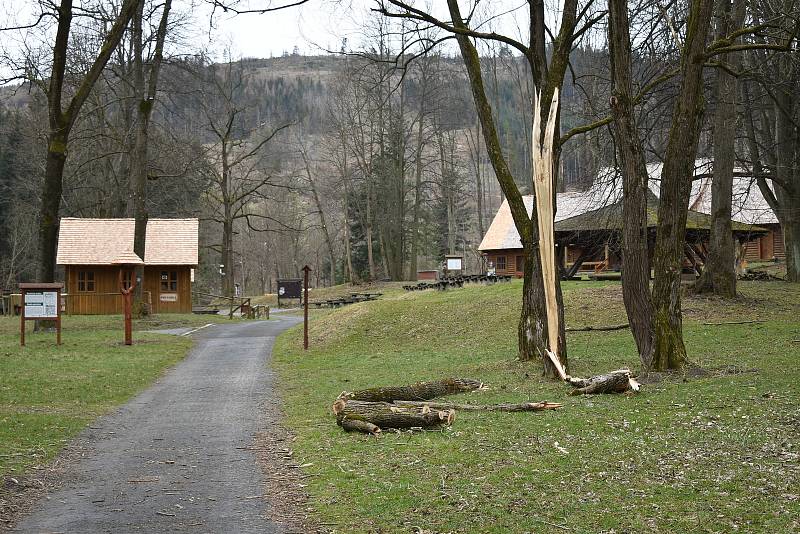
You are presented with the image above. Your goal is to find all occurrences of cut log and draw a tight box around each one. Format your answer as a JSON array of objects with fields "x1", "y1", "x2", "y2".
[
  {"x1": 392, "y1": 400, "x2": 562, "y2": 412},
  {"x1": 567, "y1": 369, "x2": 640, "y2": 395},
  {"x1": 340, "y1": 378, "x2": 484, "y2": 402},
  {"x1": 340, "y1": 418, "x2": 381, "y2": 435},
  {"x1": 333, "y1": 399, "x2": 455, "y2": 430}
]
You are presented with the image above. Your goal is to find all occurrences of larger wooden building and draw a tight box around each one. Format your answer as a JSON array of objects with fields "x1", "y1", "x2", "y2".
[
  {"x1": 479, "y1": 163, "x2": 778, "y2": 277},
  {"x1": 56, "y1": 218, "x2": 199, "y2": 314}
]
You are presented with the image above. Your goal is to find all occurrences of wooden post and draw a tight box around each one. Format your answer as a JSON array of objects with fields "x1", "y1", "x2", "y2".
[
  {"x1": 302, "y1": 265, "x2": 311, "y2": 350},
  {"x1": 117, "y1": 266, "x2": 137, "y2": 346},
  {"x1": 20, "y1": 287, "x2": 25, "y2": 347}
]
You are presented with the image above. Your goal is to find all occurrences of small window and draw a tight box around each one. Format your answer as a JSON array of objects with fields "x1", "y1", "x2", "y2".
[
  {"x1": 496, "y1": 256, "x2": 506, "y2": 271},
  {"x1": 161, "y1": 270, "x2": 178, "y2": 291},
  {"x1": 78, "y1": 271, "x2": 95, "y2": 292},
  {"x1": 516, "y1": 255, "x2": 525, "y2": 273}
]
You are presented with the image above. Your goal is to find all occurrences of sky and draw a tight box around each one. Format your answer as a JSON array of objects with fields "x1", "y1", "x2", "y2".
[{"x1": 0, "y1": 0, "x2": 549, "y2": 67}]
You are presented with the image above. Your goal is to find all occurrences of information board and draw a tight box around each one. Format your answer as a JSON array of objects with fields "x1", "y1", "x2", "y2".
[
  {"x1": 24, "y1": 291, "x2": 59, "y2": 319},
  {"x1": 277, "y1": 279, "x2": 302, "y2": 305},
  {"x1": 446, "y1": 257, "x2": 463, "y2": 271},
  {"x1": 19, "y1": 283, "x2": 63, "y2": 346}
]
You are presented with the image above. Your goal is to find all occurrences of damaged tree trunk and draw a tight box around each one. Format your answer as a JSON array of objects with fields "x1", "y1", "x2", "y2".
[
  {"x1": 333, "y1": 399, "x2": 455, "y2": 430},
  {"x1": 340, "y1": 378, "x2": 484, "y2": 402}
]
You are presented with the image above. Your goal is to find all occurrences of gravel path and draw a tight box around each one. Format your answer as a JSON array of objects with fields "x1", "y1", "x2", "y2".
[{"x1": 14, "y1": 315, "x2": 301, "y2": 533}]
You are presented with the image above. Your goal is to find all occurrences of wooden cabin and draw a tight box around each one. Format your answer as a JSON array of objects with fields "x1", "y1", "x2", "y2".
[
  {"x1": 479, "y1": 187, "x2": 768, "y2": 278},
  {"x1": 56, "y1": 218, "x2": 199, "y2": 314}
]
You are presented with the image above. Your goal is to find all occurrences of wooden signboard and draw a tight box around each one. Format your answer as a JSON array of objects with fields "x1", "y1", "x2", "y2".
[
  {"x1": 20, "y1": 283, "x2": 63, "y2": 346},
  {"x1": 277, "y1": 279, "x2": 302, "y2": 306}
]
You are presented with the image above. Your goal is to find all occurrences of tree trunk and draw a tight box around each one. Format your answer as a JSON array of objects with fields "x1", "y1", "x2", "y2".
[
  {"x1": 222, "y1": 219, "x2": 234, "y2": 298},
  {"x1": 447, "y1": 0, "x2": 567, "y2": 377},
  {"x1": 651, "y1": 0, "x2": 714, "y2": 371},
  {"x1": 784, "y1": 216, "x2": 800, "y2": 282},
  {"x1": 129, "y1": 0, "x2": 171, "y2": 310},
  {"x1": 341, "y1": 378, "x2": 483, "y2": 402},
  {"x1": 519, "y1": 241, "x2": 568, "y2": 377},
  {"x1": 694, "y1": 0, "x2": 744, "y2": 297},
  {"x1": 35, "y1": 0, "x2": 140, "y2": 282},
  {"x1": 608, "y1": 0, "x2": 655, "y2": 366},
  {"x1": 37, "y1": 131, "x2": 68, "y2": 282}
]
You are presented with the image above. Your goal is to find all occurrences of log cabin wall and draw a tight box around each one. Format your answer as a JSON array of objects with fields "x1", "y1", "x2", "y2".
[
  {"x1": 64, "y1": 265, "x2": 191, "y2": 314},
  {"x1": 143, "y1": 266, "x2": 192, "y2": 314},
  {"x1": 65, "y1": 266, "x2": 124, "y2": 314},
  {"x1": 743, "y1": 224, "x2": 785, "y2": 261}
]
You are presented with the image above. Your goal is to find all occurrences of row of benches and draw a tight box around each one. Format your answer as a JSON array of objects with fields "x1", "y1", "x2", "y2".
[
  {"x1": 311, "y1": 292, "x2": 383, "y2": 308},
  {"x1": 404, "y1": 274, "x2": 514, "y2": 292}
]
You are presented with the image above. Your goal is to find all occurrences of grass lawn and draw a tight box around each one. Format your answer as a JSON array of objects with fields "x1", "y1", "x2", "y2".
[
  {"x1": 0, "y1": 313, "x2": 225, "y2": 478},
  {"x1": 273, "y1": 280, "x2": 800, "y2": 533}
]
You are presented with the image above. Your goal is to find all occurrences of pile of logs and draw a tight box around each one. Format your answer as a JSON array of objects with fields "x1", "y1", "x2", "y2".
[{"x1": 333, "y1": 378, "x2": 561, "y2": 435}]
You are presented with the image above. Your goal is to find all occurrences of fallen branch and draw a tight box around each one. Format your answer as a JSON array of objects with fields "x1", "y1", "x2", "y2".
[
  {"x1": 340, "y1": 378, "x2": 484, "y2": 402},
  {"x1": 567, "y1": 369, "x2": 640, "y2": 395},
  {"x1": 702, "y1": 320, "x2": 764, "y2": 325},
  {"x1": 392, "y1": 400, "x2": 562, "y2": 412},
  {"x1": 565, "y1": 323, "x2": 629, "y2": 332}
]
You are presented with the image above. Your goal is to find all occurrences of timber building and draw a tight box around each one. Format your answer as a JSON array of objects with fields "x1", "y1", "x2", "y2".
[
  {"x1": 479, "y1": 162, "x2": 779, "y2": 277},
  {"x1": 56, "y1": 218, "x2": 199, "y2": 314}
]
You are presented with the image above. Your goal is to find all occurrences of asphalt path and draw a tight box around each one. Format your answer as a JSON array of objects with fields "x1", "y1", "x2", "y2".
[{"x1": 14, "y1": 315, "x2": 301, "y2": 534}]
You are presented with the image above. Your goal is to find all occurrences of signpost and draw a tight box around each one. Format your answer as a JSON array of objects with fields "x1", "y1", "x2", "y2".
[
  {"x1": 113, "y1": 254, "x2": 144, "y2": 346},
  {"x1": 19, "y1": 283, "x2": 63, "y2": 346},
  {"x1": 302, "y1": 265, "x2": 311, "y2": 350}
]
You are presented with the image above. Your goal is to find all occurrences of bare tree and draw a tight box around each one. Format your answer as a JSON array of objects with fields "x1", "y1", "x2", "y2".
[
  {"x1": 376, "y1": 0, "x2": 605, "y2": 376},
  {"x1": 129, "y1": 0, "x2": 173, "y2": 310},
  {"x1": 5, "y1": 0, "x2": 142, "y2": 282}
]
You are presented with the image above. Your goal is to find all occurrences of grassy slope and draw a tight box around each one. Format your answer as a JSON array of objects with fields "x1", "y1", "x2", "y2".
[
  {"x1": 0, "y1": 313, "x2": 222, "y2": 476},
  {"x1": 273, "y1": 280, "x2": 800, "y2": 533}
]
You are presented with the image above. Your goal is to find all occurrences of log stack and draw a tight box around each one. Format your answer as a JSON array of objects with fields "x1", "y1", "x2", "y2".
[{"x1": 332, "y1": 378, "x2": 561, "y2": 435}]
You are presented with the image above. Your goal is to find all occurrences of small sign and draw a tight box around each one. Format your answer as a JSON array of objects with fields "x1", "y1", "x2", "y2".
[
  {"x1": 277, "y1": 279, "x2": 302, "y2": 303},
  {"x1": 19, "y1": 283, "x2": 63, "y2": 346},
  {"x1": 446, "y1": 256, "x2": 463, "y2": 271},
  {"x1": 160, "y1": 293, "x2": 178, "y2": 302}
]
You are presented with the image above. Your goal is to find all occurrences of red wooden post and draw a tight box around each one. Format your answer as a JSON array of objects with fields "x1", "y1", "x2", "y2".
[
  {"x1": 119, "y1": 268, "x2": 136, "y2": 346},
  {"x1": 302, "y1": 265, "x2": 311, "y2": 350}
]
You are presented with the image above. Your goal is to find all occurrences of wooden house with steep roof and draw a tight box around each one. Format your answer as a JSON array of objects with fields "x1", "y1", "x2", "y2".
[
  {"x1": 479, "y1": 163, "x2": 773, "y2": 277},
  {"x1": 56, "y1": 218, "x2": 199, "y2": 314}
]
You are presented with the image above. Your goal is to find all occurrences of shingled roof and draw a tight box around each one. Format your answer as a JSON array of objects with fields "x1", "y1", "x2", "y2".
[
  {"x1": 479, "y1": 161, "x2": 778, "y2": 252},
  {"x1": 56, "y1": 218, "x2": 199, "y2": 266}
]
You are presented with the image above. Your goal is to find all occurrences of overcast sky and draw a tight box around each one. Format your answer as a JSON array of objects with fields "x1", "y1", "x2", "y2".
[
  {"x1": 0, "y1": 0, "x2": 551, "y2": 67},
  {"x1": 0, "y1": 0, "x2": 365, "y2": 60}
]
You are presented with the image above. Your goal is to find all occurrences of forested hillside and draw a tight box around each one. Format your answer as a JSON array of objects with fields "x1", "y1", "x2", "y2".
[{"x1": 0, "y1": 48, "x2": 616, "y2": 292}]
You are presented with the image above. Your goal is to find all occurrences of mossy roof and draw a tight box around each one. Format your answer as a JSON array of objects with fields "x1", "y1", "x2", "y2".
[{"x1": 554, "y1": 195, "x2": 765, "y2": 234}]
